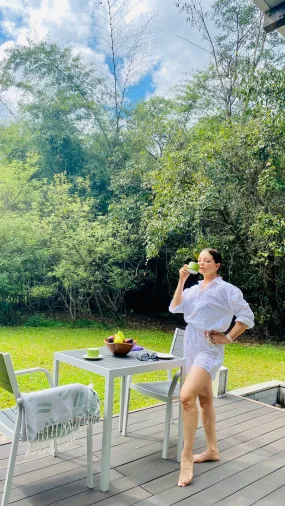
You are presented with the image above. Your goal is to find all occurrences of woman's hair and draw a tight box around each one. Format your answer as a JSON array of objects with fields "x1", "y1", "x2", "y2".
[{"x1": 202, "y1": 248, "x2": 222, "y2": 266}]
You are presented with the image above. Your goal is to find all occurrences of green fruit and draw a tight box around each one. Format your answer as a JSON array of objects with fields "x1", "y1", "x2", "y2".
[{"x1": 114, "y1": 334, "x2": 124, "y2": 343}]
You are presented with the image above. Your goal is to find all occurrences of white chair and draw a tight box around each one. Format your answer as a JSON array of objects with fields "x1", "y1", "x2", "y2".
[
  {"x1": 0, "y1": 352, "x2": 94, "y2": 506},
  {"x1": 122, "y1": 328, "x2": 184, "y2": 459}
]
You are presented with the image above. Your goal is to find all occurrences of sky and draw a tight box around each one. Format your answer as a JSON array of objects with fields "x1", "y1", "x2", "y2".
[{"x1": 0, "y1": 0, "x2": 212, "y2": 114}]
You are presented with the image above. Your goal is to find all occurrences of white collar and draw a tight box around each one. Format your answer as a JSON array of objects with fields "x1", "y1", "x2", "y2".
[{"x1": 198, "y1": 276, "x2": 223, "y2": 285}]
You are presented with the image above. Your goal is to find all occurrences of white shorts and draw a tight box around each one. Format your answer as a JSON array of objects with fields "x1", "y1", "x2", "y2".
[{"x1": 184, "y1": 324, "x2": 224, "y2": 380}]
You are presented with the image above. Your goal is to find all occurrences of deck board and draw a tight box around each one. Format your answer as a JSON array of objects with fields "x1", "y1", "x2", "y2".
[
  {"x1": 253, "y1": 484, "x2": 285, "y2": 506},
  {"x1": 0, "y1": 394, "x2": 285, "y2": 505}
]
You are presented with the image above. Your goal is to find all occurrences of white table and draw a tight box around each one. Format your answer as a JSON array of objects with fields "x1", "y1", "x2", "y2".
[{"x1": 53, "y1": 347, "x2": 185, "y2": 492}]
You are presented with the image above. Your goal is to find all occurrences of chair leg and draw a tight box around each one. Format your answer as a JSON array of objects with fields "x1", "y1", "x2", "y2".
[
  {"x1": 122, "y1": 375, "x2": 131, "y2": 436},
  {"x1": 162, "y1": 398, "x2": 172, "y2": 460},
  {"x1": 87, "y1": 422, "x2": 93, "y2": 489},
  {"x1": 119, "y1": 376, "x2": 126, "y2": 433},
  {"x1": 1, "y1": 412, "x2": 21, "y2": 506}
]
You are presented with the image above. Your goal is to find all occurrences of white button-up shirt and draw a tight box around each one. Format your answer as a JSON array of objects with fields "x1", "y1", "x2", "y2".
[{"x1": 170, "y1": 277, "x2": 254, "y2": 333}]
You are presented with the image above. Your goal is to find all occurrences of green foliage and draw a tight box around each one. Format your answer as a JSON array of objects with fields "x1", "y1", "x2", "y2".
[
  {"x1": 0, "y1": 40, "x2": 113, "y2": 208},
  {"x1": 0, "y1": 1, "x2": 284, "y2": 337},
  {"x1": 175, "y1": 0, "x2": 285, "y2": 118},
  {"x1": 145, "y1": 113, "x2": 285, "y2": 331},
  {"x1": 24, "y1": 315, "x2": 63, "y2": 327}
]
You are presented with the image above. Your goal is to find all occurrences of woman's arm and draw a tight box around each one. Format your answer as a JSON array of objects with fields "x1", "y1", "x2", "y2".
[
  {"x1": 209, "y1": 321, "x2": 248, "y2": 345},
  {"x1": 169, "y1": 265, "x2": 190, "y2": 311},
  {"x1": 209, "y1": 284, "x2": 254, "y2": 344}
]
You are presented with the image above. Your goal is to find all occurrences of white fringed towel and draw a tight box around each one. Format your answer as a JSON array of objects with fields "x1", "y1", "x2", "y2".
[{"x1": 20, "y1": 383, "x2": 100, "y2": 453}]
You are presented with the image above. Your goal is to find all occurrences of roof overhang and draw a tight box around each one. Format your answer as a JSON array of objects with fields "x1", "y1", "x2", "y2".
[{"x1": 253, "y1": 0, "x2": 285, "y2": 35}]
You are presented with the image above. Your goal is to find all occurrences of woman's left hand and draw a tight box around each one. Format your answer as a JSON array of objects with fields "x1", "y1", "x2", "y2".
[{"x1": 206, "y1": 330, "x2": 230, "y2": 345}]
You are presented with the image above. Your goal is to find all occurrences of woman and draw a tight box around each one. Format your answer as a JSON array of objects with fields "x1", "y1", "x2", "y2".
[{"x1": 169, "y1": 248, "x2": 254, "y2": 487}]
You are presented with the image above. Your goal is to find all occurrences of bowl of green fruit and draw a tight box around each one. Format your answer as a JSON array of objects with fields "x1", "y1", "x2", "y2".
[{"x1": 104, "y1": 331, "x2": 136, "y2": 356}]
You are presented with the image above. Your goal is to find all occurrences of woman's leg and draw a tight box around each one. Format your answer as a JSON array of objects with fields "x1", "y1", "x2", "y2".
[
  {"x1": 178, "y1": 366, "x2": 212, "y2": 487},
  {"x1": 194, "y1": 381, "x2": 220, "y2": 463}
]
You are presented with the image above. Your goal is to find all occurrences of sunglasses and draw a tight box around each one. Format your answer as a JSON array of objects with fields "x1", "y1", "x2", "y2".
[{"x1": 136, "y1": 352, "x2": 159, "y2": 361}]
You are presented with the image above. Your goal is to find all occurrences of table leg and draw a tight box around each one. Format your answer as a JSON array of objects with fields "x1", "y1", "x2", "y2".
[
  {"x1": 100, "y1": 375, "x2": 114, "y2": 492},
  {"x1": 177, "y1": 365, "x2": 185, "y2": 462},
  {"x1": 53, "y1": 357, "x2": 59, "y2": 387},
  {"x1": 119, "y1": 376, "x2": 126, "y2": 433}
]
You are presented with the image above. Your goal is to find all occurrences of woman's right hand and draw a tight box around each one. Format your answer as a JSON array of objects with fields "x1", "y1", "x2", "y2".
[{"x1": 179, "y1": 265, "x2": 190, "y2": 282}]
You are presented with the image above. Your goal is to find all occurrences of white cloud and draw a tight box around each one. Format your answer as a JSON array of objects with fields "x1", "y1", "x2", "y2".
[
  {"x1": 122, "y1": 0, "x2": 211, "y2": 96},
  {"x1": 0, "y1": 0, "x2": 23, "y2": 8},
  {"x1": 0, "y1": 40, "x2": 14, "y2": 60},
  {"x1": 0, "y1": 0, "x2": 212, "y2": 107}
]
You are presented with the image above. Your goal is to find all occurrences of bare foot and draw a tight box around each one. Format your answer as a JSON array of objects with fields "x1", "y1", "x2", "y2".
[
  {"x1": 178, "y1": 455, "x2": 194, "y2": 487},
  {"x1": 193, "y1": 449, "x2": 220, "y2": 463}
]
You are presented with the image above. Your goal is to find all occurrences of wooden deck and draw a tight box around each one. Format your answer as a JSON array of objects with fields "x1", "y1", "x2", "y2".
[{"x1": 1, "y1": 394, "x2": 285, "y2": 505}]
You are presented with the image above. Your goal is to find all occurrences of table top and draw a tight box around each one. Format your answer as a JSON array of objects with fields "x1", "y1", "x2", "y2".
[{"x1": 54, "y1": 347, "x2": 185, "y2": 379}]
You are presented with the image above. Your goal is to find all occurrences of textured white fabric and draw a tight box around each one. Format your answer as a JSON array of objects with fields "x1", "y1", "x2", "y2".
[
  {"x1": 169, "y1": 277, "x2": 254, "y2": 379},
  {"x1": 20, "y1": 383, "x2": 100, "y2": 453}
]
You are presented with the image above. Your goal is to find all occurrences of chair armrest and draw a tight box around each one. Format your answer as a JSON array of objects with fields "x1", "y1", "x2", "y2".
[
  {"x1": 168, "y1": 370, "x2": 181, "y2": 397},
  {"x1": 15, "y1": 368, "x2": 54, "y2": 387}
]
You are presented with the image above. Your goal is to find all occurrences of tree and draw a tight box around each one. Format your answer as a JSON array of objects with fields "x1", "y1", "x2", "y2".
[
  {"x1": 175, "y1": 0, "x2": 285, "y2": 119},
  {"x1": 0, "y1": 154, "x2": 49, "y2": 319},
  {"x1": 90, "y1": 0, "x2": 156, "y2": 143},
  {"x1": 145, "y1": 111, "x2": 285, "y2": 334},
  {"x1": 0, "y1": 41, "x2": 112, "y2": 150},
  {"x1": 0, "y1": 41, "x2": 117, "y2": 211},
  {"x1": 0, "y1": 3, "x2": 283, "y2": 336}
]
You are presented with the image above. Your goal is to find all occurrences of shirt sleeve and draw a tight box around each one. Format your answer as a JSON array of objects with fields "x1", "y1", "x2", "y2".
[
  {"x1": 169, "y1": 288, "x2": 191, "y2": 314},
  {"x1": 226, "y1": 285, "x2": 254, "y2": 328}
]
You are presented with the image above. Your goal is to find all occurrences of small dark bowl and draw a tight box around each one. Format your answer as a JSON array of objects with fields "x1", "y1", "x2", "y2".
[{"x1": 104, "y1": 339, "x2": 136, "y2": 356}]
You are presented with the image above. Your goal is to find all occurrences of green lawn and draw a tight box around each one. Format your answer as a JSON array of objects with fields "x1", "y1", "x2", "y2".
[{"x1": 1, "y1": 327, "x2": 285, "y2": 415}]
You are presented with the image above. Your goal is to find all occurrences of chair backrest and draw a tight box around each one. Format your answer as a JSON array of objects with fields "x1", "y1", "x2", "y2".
[
  {"x1": 170, "y1": 328, "x2": 184, "y2": 358},
  {"x1": 0, "y1": 353, "x2": 20, "y2": 399}
]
